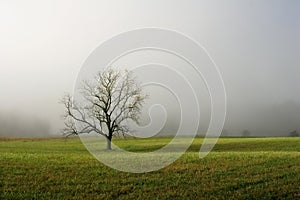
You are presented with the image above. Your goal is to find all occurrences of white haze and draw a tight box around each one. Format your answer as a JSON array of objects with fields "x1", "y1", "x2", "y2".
[{"x1": 0, "y1": 0, "x2": 299, "y2": 137}]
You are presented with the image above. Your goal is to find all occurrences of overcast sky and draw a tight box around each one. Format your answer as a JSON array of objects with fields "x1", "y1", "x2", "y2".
[{"x1": 0, "y1": 0, "x2": 299, "y2": 137}]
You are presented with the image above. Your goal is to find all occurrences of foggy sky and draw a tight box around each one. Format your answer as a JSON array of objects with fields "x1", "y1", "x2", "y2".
[{"x1": 0, "y1": 0, "x2": 299, "y2": 137}]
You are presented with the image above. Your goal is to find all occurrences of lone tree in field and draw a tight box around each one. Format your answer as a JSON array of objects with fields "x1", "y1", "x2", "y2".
[{"x1": 61, "y1": 68, "x2": 146, "y2": 150}]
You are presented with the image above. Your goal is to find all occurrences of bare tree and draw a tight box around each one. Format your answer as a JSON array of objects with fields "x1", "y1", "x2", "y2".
[{"x1": 61, "y1": 68, "x2": 147, "y2": 150}]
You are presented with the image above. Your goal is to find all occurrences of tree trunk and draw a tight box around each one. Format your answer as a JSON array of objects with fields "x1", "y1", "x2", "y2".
[{"x1": 106, "y1": 137, "x2": 112, "y2": 150}]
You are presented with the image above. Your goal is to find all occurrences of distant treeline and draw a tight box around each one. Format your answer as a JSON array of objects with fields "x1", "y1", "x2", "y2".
[{"x1": 0, "y1": 112, "x2": 50, "y2": 138}]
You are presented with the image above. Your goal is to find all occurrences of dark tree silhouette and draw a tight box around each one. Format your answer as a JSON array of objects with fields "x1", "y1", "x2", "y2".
[{"x1": 61, "y1": 68, "x2": 147, "y2": 150}]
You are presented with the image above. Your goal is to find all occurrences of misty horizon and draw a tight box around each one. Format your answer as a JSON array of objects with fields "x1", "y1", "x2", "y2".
[{"x1": 0, "y1": 0, "x2": 299, "y2": 138}]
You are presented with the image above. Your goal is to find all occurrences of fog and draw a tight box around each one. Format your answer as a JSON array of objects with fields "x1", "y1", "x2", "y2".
[
  {"x1": 0, "y1": 111, "x2": 50, "y2": 137},
  {"x1": 0, "y1": 0, "x2": 299, "y2": 137}
]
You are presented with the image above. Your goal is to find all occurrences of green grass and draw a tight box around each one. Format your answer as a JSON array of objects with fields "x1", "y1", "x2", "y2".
[{"x1": 0, "y1": 137, "x2": 299, "y2": 199}]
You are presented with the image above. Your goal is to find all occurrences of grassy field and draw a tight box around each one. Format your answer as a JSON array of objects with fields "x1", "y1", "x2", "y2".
[{"x1": 0, "y1": 137, "x2": 299, "y2": 199}]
